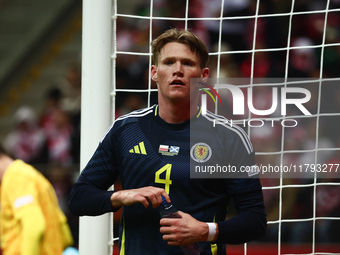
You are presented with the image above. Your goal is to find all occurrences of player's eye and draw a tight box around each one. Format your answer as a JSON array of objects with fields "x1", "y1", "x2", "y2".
[
  {"x1": 183, "y1": 61, "x2": 194, "y2": 66},
  {"x1": 164, "y1": 60, "x2": 174, "y2": 65}
]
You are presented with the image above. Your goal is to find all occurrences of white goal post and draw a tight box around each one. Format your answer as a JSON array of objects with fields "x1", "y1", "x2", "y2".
[{"x1": 80, "y1": 0, "x2": 113, "y2": 254}]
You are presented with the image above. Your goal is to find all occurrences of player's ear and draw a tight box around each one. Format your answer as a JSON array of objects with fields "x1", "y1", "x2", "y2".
[
  {"x1": 151, "y1": 65, "x2": 158, "y2": 82},
  {"x1": 201, "y1": 67, "x2": 209, "y2": 82}
]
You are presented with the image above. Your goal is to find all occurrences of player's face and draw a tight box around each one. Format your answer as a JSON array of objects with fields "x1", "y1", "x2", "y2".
[{"x1": 151, "y1": 42, "x2": 209, "y2": 104}]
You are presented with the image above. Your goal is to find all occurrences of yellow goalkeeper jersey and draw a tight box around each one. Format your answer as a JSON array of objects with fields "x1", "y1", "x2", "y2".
[{"x1": 0, "y1": 160, "x2": 73, "y2": 255}]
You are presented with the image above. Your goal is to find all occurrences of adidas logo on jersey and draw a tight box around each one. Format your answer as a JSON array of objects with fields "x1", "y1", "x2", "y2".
[{"x1": 129, "y1": 142, "x2": 147, "y2": 155}]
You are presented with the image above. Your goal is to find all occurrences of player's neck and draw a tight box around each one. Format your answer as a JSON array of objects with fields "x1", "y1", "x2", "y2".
[
  {"x1": 158, "y1": 99, "x2": 197, "y2": 124},
  {"x1": 0, "y1": 156, "x2": 14, "y2": 181}
]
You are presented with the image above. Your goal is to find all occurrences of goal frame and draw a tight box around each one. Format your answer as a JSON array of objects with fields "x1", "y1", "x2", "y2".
[
  {"x1": 79, "y1": 1, "x2": 340, "y2": 255},
  {"x1": 80, "y1": 0, "x2": 113, "y2": 254}
]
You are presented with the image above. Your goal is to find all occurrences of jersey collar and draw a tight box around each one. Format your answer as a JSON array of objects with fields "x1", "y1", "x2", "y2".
[{"x1": 153, "y1": 104, "x2": 201, "y2": 131}]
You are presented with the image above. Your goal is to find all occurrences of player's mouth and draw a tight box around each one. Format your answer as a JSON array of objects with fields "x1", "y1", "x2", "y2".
[{"x1": 170, "y1": 80, "x2": 185, "y2": 86}]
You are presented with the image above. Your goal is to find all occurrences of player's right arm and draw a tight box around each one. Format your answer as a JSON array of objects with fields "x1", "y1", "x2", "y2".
[
  {"x1": 69, "y1": 122, "x2": 170, "y2": 215},
  {"x1": 69, "y1": 158, "x2": 170, "y2": 215},
  {"x1": 110, "y1": 187, "x2": 170, "y2": 209},
  {"x1": 68, "y1": 142, "x2": 118, "y2": 216}
]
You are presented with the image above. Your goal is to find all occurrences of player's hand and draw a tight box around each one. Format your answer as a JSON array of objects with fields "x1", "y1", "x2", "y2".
[
  {"x1": 160, "y1": 211, "x2": 209, "y2": 246},
  {"x1": 110, "y1": 186, "x2": 170, "y2": 209}
]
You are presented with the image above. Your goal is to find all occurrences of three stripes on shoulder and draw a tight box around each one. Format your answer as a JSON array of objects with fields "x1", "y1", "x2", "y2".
[{"x1": 129, "y1": 142, "x2": 147, "y2": 155}]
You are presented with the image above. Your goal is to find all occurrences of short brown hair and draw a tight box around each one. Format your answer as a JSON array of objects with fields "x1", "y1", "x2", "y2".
[{"x1": 151, "y1": 28, "x2": 209, "y2": 68}]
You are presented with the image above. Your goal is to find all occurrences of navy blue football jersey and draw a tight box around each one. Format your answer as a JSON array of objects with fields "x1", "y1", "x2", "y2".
[{"x1": 71, "y1": 104, "x2": 263, "y2": 255}]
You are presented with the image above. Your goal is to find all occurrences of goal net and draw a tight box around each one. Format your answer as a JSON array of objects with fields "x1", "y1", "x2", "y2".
[{"x1": 81, "y1": 0, "x2": 340, "y2": 254}]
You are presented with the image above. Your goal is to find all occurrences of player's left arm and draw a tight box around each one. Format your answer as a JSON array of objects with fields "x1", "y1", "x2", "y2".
[
  {"x1": 160, "y1": 211, "x2": 210, "y2": 246},
  {"x1": 210, "y1": 132, "x2": 267, "y2": 244},
  {"x1": 160, "y1": 129, "x2": 267, "y2": 245},
  {"x1": 160, "y1": 188, "x2": 266, "y2": 245},
  {"x1": 214, "y1": 188, "x2": 267, "y2": 244}
]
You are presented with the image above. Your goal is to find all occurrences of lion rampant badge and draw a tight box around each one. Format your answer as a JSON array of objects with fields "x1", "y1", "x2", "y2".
[{"x1": 190, "y1": 143, "x2": 212, "y2": 163}]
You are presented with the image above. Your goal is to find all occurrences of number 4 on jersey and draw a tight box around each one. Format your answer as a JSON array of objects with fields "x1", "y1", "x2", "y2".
[{"x1": 155, "y1": 164, "x2": 172, "y2": 194}]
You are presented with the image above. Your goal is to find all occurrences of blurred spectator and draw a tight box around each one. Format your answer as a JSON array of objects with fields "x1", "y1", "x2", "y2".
[
  {"x1": 61, "y1": 64, "x2": 81, "y2": 118},
  {"x1": 38, "y1": 86, "x2": 80, "y2": 165},
  {"x1": 3, "y1": 106, "x2": 46, "y2": 164},
  {"x1": 289, "y1": 37, "x2": 317, "y2": 78},
  {"x1": 116, "y1": 94, "x2": 147, "y2": 118},
  {"x1": 298, "y1": 119, "x2": 335, "y2": 171},
  {"x1": 201, "y1": 0, "x2": 251, "y2": 55},
  {"x1": 40, "y1": 87, "x2": 63, "y2": 136},
  {"x1": 208, "y1": 42, "x2": 241, "y2": 78},
  {"x1": 240, "y1": 48, "x2": 271, "y2": 78},
  {"x1": 47, "y1": 165, "x2": 73, "y2": 213},
  {"x1": 46, "y1": 164, "x2": 79, "y2": 247},
  {"x1": 45, "y1": 110, "x2": 75, "y2": 166},
  {"x1": 60, "y1": 64, "x2": 81, "y2": 163},
  {"x1": 315, "y1": 192, "x2": 340, "y2": 244}
]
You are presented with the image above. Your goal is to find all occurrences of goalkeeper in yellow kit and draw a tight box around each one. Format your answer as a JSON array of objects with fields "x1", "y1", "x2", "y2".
[{"x1": 0, "y1": 144, "x2": 73, "y2": 255}]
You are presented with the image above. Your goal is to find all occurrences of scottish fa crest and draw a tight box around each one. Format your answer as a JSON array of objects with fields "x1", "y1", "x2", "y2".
[{"x1": 190, "y1": 143, "x2": 212, "y2": 163}]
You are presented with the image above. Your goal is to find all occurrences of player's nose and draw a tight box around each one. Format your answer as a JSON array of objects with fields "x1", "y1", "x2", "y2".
[{"x1": 173, "y1": 62, "x2": 184, "y2": 77}]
